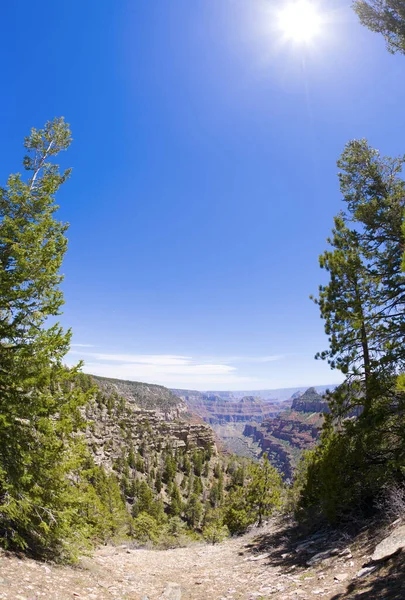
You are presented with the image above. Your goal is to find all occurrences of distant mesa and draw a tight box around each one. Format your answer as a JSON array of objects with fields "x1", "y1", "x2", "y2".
[
  {"x1": 291, "y1": 386, "x2": 331, "y2": 414},
  {"x1": 171, "y1": 389, "x2": 284, "y2": 425},
  {"x1": 170, "y1": 385, "x2": 335, "y2": 476},
  {"x1": 242, "y1": 386, "x2": 331, "y2": 479}
]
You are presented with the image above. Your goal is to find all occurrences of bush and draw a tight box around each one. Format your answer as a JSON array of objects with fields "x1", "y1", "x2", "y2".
[
  {"x1": 202, "y1": 523, "x2": 229, "y2": 544},
  {"x1": 298, "y1": 396, "x2": 405, "y2": 525},
  {"x1": 132, "y1": 513, "x2": 160, "y2": 544}
]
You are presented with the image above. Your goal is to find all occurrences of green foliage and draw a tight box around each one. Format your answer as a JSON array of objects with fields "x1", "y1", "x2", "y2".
[
  {"x1": 0, "y1": 118, "x2": 100, "y2": 560},
  {"x1": 223, "y1": 488, "x2": 251, "y2": 534},
  {"x1": 297, "y1": 406, "x2": 404, "y2": 523},
  {"x1": 202, "y1": 523, "x2": 229, "y2": 544},
  {"x1": 202, "y1": 505, "x2": 229, "y2": 543},
  {"x1": 155, "y1": 470, "x2": 162, "y2": 493},
  {"x1": 313, "y1": 140, "x2": 405, "y2": 413},
  {"x1": 192, "y1": 450, "x2": 204, "y2": 476},
  {"x1": 185, "y1": 493, "x2": 203, "y2": 528},
  {"x1": 302, "y1": 140, "x2": 405, "y2": 525},
  {"x1": 354, "y1": 0, "x2": 405, "y2": 54},
  {"x1": 127, "y1": 445, "x2": 136, "y2": 469},
  {"x1": 246, "y1": 454, "x2": 282, "y2": 525},
  {"x1": 168, "y1": 482, "x2": 183, "y2": 517},
  {"x1": 132, "y1": 481, "x2": 154, "y2": 517},
  {"x1": 132, "y1": 512, "x2": 160, "y2": 544},
  {"x1": 163, "y1": 453, "x2": 176, "y2": 483},
  {"x1": 229, "y1": 465, "x2": 245, "y2": 489},
  {"x1": 78, "y1": 460, "x2": 129, "y2": 543}
]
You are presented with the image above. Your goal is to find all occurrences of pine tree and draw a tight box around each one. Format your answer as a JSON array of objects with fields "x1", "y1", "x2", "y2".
[
  {"x1": 132, "y1": 481, "x2": 154, "y2": 517},
  {"x1": 0, "y1": 118, "x2": 93, "y2": 558},
  {"x1": 302, "y1": 140, "x2": 405, "y2": 523},
  {"x1": 168, "y1": 483, "x2": 182, "y2": 517},
  {"x1": 163, "y1": 452, "x2": 176, "y2": 483},
  {"x1": 313, "y1": 216, "x2": 377, "y2": 412},
  {"x1": 314, "y1": 140, "x2": 405, "y2": 413},
  {"x1": 155, "y1": 470, "x2": 162, "y2": 493},
  {"x1": 192, "y1": 450, "x2": 203, "y2": 476},
  {"x1": 246, "y1": 454, "x2": 282, "y2": 525},
  {"x1": 185, "y1": 493, "x2": 203, "y2": 528},
  {"x1": 354, "y1": 0, "x2": 405, "y2": 54}
]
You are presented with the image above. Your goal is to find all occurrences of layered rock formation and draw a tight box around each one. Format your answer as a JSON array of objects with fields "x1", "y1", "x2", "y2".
[
  {"x1": 94, "y1": 375, "x2": 189, "y2": 421},
  {"x1": 173, "y1": 389, "x2": 282, "y2": 425},
  {"x1": 242, "y1": 387, "x2": 329, "y2": 479},
  {"x1": 291, "y1": 387, "x2": 331, "y2": 414},
  {"x1": 86, "y1": 376, "x2": 217, "y2": 471}
]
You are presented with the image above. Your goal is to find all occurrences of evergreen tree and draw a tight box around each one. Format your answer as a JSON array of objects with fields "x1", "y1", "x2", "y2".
[
  {"x1": 354, "y1": 0, "x2": 405, "y2": 54},
  {"x1": 155, "y1": 470, "x2": 162, "y2": 493},
  {"x1": 314, "y1": 140, "x2": 405, "y2": 413},
  {"x1": 223, "y1": 488, "x2": 250, "y2": 534},
  {"x1": 192, "y1": 450, "x2": 203, "y2": 476},
  {"x1": 246, "y1": 454, "x2": 282, "y2": 525},
  {"x1": 132, "y1": 512, "x2": 160, "y2": 543},
  {"x1": 0, "y1": 118, "x2": 93, "y2": 558},
  {"x1": 168, "y1": 483, "x2": 182, "y2": 517},
  {"x1": 163, "y1": 452, "x2": 176, "y2": 483},
  {"x1": 313, "y1": 216, "x2": 377, "y2": 412},
  {"x1": 301, "y1": 140, "x2": 405, "y2": 523},
  {"x1": 127, "y1": 445, "x2": 136, "y2": 469},
  {"x1": 132, "y1": 481, "x2": 154, "y2": 517},
  {"x1": 182, "y1": 454, "x2": 191, "y2": 475},
  {"x1": 185, "y1": 493, "x2": 203, "y2": 528}
]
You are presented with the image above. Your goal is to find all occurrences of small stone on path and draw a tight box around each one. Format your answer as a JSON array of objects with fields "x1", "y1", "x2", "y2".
[
  {"x1": 355, "y1": 565, "x2": 377, "y2": 578},
  {"x1": 334, "y1": 573, "x2": 349, "y2": 582}
]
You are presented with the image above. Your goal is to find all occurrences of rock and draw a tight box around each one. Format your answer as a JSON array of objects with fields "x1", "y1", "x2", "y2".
[
  {"x1": 371, "y1": 524, "x2": 405, "y2": 561},
  {"x1": 295, "y1": 533, "x2": 328, "y2": 554},
  {"x1": 338, "y1": 548, "x2": 352, "y2": 558},
  {"x1": 259, "y1": 586, "x2": 277, "y2": 594},
  {"x1": 246, "y1": 553, "x2": 269, "y2": 561},
  {"x1": 306, "y1": 548, "x2": 339, "y2": 566},
  {"x1": 312, "y1": 589, "x2": 325, "y2": 595},
  {"x1": 355, "y1": 565, "x2": 377, "y2": 578},
  {"x1": 334, "y1": 573, "x2": 349, "y2": 582},
  {"x1": 160, "y1": 582, "x2": 182, "y2": 600}
]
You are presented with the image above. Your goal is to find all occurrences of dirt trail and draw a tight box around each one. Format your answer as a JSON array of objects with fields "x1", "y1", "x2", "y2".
[{"x1": 0, "y1": 520, "x2": 403, "y2": 600}]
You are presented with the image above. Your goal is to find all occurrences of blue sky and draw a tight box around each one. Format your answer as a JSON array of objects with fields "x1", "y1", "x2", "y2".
[{"x1": 2, "y1": 1, "x2": 405, "y2": 390}]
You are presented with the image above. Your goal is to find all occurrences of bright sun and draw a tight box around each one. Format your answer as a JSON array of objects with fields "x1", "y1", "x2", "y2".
[{"x1": 277, "y1": 1, "x2": 323, "y2": 43}]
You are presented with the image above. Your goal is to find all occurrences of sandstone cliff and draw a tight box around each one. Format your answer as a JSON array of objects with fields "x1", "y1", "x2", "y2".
[
  {"x1": 242, "y1": 387, "x2": 328, "y2": 479},
  {"x1": 174, "y1": 389, "x2": 282, "y2": 424},
  {"x1": 85, "y1": 376, "x2": 216, "y2": 472}
]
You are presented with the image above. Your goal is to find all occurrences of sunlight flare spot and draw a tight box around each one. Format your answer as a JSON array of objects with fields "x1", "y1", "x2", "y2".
[{"x1": 277, "y1": 1, "x2": 323, "y2": 43}]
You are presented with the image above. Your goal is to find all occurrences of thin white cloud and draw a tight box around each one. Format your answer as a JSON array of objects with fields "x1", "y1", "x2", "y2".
[
  {"x1": 79, "y1": 361, "x2": 254, "y2": 388},
  {"x1": 64, "y1": 351, "x2": 258, "y2": 389},
  {"x1": 70, "y1": 343, "x2": 95, "y2": 348},
  {"x1": 215, "y1": 355, "x2": 285, "y2": 364},
  {"x1": 68, "y1": 353, "x2": 192, "y2": 366}
]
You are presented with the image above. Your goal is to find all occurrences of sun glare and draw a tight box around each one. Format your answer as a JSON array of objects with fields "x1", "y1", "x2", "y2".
[{"x1": 277, "y1": 1, "x2": 323, "y2": 43}]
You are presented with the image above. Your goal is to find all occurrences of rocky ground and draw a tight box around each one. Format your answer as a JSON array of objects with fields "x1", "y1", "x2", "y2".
[{"x1": 0, "y1": 518, "x2": 403, "y2": 600}]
